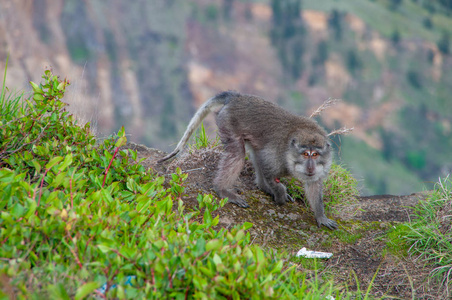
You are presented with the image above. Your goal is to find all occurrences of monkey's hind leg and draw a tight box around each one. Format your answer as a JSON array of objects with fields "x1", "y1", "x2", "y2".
[{"x1": 214, "y1": 139, "x2": 249, "y2": 208}]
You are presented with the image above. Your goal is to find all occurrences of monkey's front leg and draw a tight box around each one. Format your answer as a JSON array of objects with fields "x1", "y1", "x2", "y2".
[{"x1": 304, "y1": 179, "x2": 337, "y2": 230}]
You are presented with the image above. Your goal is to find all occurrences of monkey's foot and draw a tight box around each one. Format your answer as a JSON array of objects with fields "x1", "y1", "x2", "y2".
[
  {"x1": 316, "y1": 217, "x2": 338, "y2": 230},
  {"x1": 218, "y1": 189, "x2": 250, "y2": 208},
  {"x1": 228, "y1": 197, "x2": 250, "y2": 208},
  {"x1": 286, "y1": 194, "x2": 295, "y2": 203}
]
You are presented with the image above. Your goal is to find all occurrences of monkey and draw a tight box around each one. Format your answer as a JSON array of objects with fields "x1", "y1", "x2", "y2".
[{"x1": 158, "y1": 91, "x2": 337, "y2": 230}]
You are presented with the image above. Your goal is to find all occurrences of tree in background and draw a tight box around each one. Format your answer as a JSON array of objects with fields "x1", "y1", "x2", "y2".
[
  {"x1": 222, "y1": 0, "x2": 234, "y2": 20},
  {"x1": 389, "y1": 0, "x2": 403, "y2": 10},
  {"x1": 438, "y1": 31, "x2": 450, "y2": 55},
  {"x1": 328, "y1": 9, "x2": 343, "y2": 41},
  {"x1": 270, "y1": 0, "x2": 307, "y2": 80}
]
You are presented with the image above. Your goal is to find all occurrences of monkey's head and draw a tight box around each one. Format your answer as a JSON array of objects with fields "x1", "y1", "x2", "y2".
[{"x1": 286, "y1": 132, "x2": 332, "y2": 182}]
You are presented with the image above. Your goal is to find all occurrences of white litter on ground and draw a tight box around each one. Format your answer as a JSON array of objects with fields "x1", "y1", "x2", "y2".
[{"x1": 296, "y1": 247, "x2": 333, "y2": 259}]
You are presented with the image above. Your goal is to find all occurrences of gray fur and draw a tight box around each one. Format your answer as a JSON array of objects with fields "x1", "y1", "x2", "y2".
[{"x1": 159, "y1": 91, "x2": 337, "y2": 229}]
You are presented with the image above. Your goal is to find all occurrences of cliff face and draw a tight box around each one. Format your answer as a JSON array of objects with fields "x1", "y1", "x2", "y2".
[
  {"x1": 0, "y1": 0, "x2": 191, "y2": 144},
  {"x1": 1, "y1": 0, "x2": 452, "y2": 195}
]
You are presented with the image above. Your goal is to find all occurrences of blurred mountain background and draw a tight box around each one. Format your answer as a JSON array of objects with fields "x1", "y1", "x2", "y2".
[{"x1": 1, "y1": 0, "x2": 452, "y2": 195}]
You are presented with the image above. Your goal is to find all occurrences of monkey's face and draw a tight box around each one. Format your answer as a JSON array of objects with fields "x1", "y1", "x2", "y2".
[{"x1": 287, "y1": 138, "x2": 332, "y2": 182}]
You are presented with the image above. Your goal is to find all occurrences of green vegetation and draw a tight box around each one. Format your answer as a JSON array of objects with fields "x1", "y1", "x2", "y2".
[
  {"x1": 386, "y1": 176, "x2": 452, "y2": 294},
  {"x1": 285, "y1": 163, "x2": 359, "y2": 208},
  {"x1": 192, "y1": 122, "x2": 219, "y2": 150},
  {"x1": 0, "y1": 57, "x2": 24, "y2": 119},
  {"x1": 0, "y1": 70, "x2": 354, "y2": 298}
]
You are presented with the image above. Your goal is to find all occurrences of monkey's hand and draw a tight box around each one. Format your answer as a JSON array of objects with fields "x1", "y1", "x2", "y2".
[
  {"x1": 286, "y1": 194, "x2": 295, "y2": 203},
  {"x1": 317, "y1": 216, "x2": 338, "y2": 230}
]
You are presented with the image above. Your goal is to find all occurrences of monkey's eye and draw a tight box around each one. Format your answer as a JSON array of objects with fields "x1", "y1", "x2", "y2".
[
  {"x1": 312, "y1": 152, "x2": 318, "y2": 157},
  {"x1": 302, "y1": 152, "x2": 309, "y2": 157}
]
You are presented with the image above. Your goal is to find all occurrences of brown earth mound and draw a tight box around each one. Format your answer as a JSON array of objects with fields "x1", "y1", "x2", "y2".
[{"x1": 124, "y1": 142, "x2": 441, "y2": 299}]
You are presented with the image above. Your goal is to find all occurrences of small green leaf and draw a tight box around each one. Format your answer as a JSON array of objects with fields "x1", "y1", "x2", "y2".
[
  {"x1": 130, "y1": 149, "x2": 137, "y2": 161},
  {"x1": 11, "y1": 203, "x2": 25, "y2": 218},
  {"x1": 45, "y1": 156, "x2": 63, "y2": 170},
  {"x1": 242, "y1": 222, "x2": 253, "y2": 230},
  {"x1": 0, "y1": 169, "x2": 15, "y2": 183},
  {"x1": 24, "y1": 198, "x2": 37, "y2": 218},
  {"x1": 31, "y1": 160, "x2": 42, "y2": 174},
  {"x1": 33, "y1": 93, "x2": 44, "y2": 101},
  {"x1": 50, "y1": 112, "x2": 57, "y2": 122},
  {"x1": 74, "y1": 282, "x2": 100, "y2": 300},
  {"x1": 57, "y1": 81, "x2": 66, "y2": 91},
  {"x1": 58, "y1": 154, "x2": 73, "y2": 171},
  {"x1": 97, "y1": 244, "x2": 111, "y2": 253},
  {"x1": 116, "y1": 285, "x2": 126, "y2": 299},
  {"x1": 194, "y1": 238, "x2": 206, "y2": 257},
  {"x1": 115, "y1": 136, "x2": 127, "y2": 148},
  {"x1": 255, "y1": 246, "x2": 265, "y2": 263},
  {"x1": 1, "y1": 211, "x2": 13, "y2": 223},
  {"x1": 101, "y1": 189, "x2": 113, "y2": 203},
  {"x1": 211, "y1": 215, "x2": 219, "y2": 227},
  {"x1": 206, "y1": 239, "x2": 221, "y2": 252},
  {"x1": 203, "y1": 208, "x2": 212, "y2": 225},
  {"x1": 30, "y1": 81, "x2": 44, "y2": 94},
  {"x1": 48, "y1": 283, "x2": 71, "y2": 300}
]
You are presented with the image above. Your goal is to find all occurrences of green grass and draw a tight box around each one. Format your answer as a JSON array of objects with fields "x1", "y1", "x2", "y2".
[
  {"x1": 192, "y1": 122, "x2": 219, "y2": 150},
  {"x1": 0, "y1": 55, "x2": 24, "y2": 120},
  {"x1": 385, "y1": 223, "x2": 411, "y2": 256},
  {"x1": 386, "y1": 176, "x2": 452, "y2": 295}
]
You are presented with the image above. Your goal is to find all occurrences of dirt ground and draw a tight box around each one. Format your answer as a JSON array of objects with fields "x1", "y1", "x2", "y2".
[{"x1": 124, "y1": 142, "x2": 443, "y2": 299}]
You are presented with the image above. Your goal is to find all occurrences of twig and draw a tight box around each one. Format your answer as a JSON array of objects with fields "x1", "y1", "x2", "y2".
[
  {"x1": 65, "y1": 234, "x2": 83, "y2": 269},
  {"x1": 309, "y1": 98, "x2": 341, "y2": 118},
  {"x1": 0, "y1": 122, "x2": 50, "y2": 160},
  {"x1": 102, "y1": 146, "x2": 119, "y2": 188},
  {"x1": 36, "y1": 168, "x2": 50, "y2": 215},
  {"x1": 69, "y1": 172, "x2": 74, "y2": 209},
  {"x1": 164, "y1": 167, "x2": 205, "y2": 177},
  {"x1": 327, "y1": 126, "x2": 354, "y2": 136}
]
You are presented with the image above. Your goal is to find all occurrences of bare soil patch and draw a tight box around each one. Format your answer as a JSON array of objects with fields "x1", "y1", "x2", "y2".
[{"x1": 124, "y1": 142, "x2": 441, "y2": 299}]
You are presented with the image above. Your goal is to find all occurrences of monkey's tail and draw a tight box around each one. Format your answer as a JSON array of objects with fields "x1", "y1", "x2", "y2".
[{"x1": 157, "y1": 92, "x2": 233, "y2": 163}]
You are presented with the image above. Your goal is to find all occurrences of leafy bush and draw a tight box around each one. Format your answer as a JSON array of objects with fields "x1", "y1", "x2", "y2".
[{"x1": 0, "y1": 70, "x2": 345, "y2": 298}]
